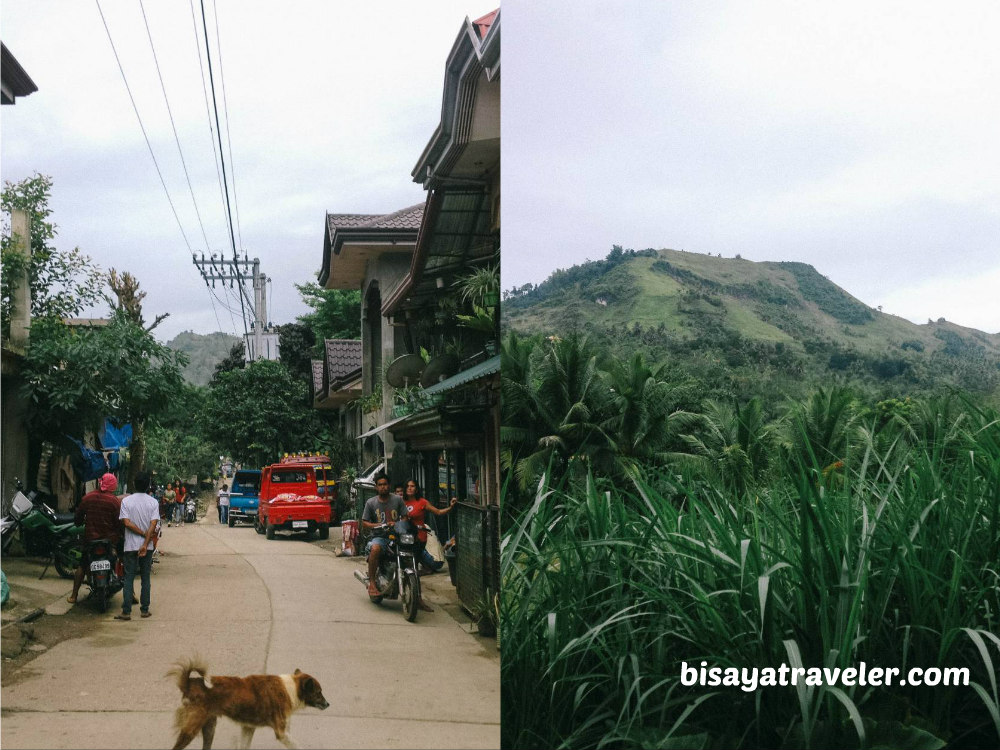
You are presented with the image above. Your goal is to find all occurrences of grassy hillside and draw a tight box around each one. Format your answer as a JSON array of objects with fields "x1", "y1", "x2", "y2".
[
  {"x1": 166, "y1": 331, "x2": 241, "y2": 386},
  {"x1": 503, "y1": 247, "x2": 1000, "y2": 400}
]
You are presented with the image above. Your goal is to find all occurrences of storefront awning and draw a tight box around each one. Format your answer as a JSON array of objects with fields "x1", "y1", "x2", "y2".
[
  {"x1": 357, "y1": 413, "x2": 414, "y2": 440},
  {"x1": 421, "y1": 354, "x2": 500, "y2": 396}
]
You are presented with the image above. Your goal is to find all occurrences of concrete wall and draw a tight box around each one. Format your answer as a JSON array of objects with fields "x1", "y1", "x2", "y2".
[{"x1": 360, "y1": 251, "x2": 413, "y2": 461}]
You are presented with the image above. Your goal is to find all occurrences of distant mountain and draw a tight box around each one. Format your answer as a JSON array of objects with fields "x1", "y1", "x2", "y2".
[
  {"x1": 503, "y1": 248, "x2": 1000, "y2": 399},
  {"x1": 166, "y1": 331, "x2": 241, "y2": 387}
]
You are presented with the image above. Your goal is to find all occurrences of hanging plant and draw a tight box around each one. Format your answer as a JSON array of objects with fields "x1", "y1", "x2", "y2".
[{"x1": 455, "y1": 264, "x2": 499, "y2": 309}]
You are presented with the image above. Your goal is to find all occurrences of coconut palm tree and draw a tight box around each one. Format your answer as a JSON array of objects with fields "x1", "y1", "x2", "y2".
[
  {"x1": 603, "y1": 351, "x2": 700, "y2": 478},
  {"x1": 678, "y1": 397, "x2": 775, "y2": 496},
  {"x1": 501, "y1": 333, "x2": 615, "y2": 494}
]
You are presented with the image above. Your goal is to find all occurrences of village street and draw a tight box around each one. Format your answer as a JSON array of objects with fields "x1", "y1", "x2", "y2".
[{"x1": 0, "y1": 505, "x2": 500, "y2": 749}]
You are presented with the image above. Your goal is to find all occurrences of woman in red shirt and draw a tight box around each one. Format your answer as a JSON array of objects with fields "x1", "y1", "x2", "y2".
[{"x1": 403, "y1": 480, "x2": 456, "y2": 609}]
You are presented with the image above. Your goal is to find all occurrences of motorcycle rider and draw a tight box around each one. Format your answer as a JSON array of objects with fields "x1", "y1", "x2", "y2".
[
  {"x1": 67, "y1": 473, "x2": 123, "y2": 605},
  {"x1": 361, "y1": 474, "x2": 408, "y2": 597}
]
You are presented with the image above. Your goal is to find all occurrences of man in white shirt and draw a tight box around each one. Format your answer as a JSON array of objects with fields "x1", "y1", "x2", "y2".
[
  {"x1": 217, "y1": 483, "x2": 229, "y2": 524},
  {"x1": 116, "y1": 471, "x2": 160, "y2": 621}
]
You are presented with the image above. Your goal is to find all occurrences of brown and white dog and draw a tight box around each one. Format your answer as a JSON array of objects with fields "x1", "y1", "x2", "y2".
[{"x1": 168, "y1": 658, "x2": 329, "y2": 750}]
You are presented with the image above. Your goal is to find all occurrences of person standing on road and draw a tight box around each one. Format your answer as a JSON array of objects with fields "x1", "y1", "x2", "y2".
[
  {"x1": 67, "y1": 473, "x2": 123, "y2": 605},
  {"x1": 218, "y1": 484, "x2": 229, "y2": 524},
  {"x1": 116, "y1": 471, "x2": 159, "y2": 621},
  {"x1": 174, "y1": 482, "x2": 186, "y2": 525},
  {"x1": 163, "y1": 482, "x2": 176, "y2": 527},
  {"x1": 361, "y1": 474, "x2": 408, "y2": 597}
]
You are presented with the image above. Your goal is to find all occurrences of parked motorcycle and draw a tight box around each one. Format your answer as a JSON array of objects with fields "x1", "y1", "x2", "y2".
[
  {"x1": 1, "y1": 482, "x2": 83, "y2": 579},
  {"x1": 353, "y1": 520, "x2": 426, "y2": 622},
  {"x1": 84, "y1": 537, "x2": 123, "y2": 612},
  {"x1": 184, "y1": 493, "x2": 197, "y2": 523}
]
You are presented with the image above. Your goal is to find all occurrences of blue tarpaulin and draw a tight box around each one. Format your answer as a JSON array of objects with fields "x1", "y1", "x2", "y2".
[
  {"x1": 99, "y1": 420, "x2": 132, "y2": 450},
  {"x1": 68, "y1": 437, "x2": 110, "y2": 482}
]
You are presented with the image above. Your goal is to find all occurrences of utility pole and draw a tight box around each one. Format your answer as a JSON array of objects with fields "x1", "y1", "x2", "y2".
[{"x1": 192, "y1": 254, "x2": 270, "y2": 359}]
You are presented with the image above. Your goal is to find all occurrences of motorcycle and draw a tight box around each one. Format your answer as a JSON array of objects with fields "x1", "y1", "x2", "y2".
[
  {"x1": 353, "y1": 520, "x2": 426, "y2": 622},
  {"x1": 84, "y1": 537, "x2": 123, "y2": 612},
  {"x1": 1, "y1": 482, "x2": 83, "y2": 579},
  {"x1": 184, "y1": 493, "x2": 197, "y2": 523}
]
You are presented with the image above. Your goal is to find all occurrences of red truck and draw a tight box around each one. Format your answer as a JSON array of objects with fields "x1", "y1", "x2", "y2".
[{"x1": 254, "y1": 462, "x2": 331, "y2": 541}]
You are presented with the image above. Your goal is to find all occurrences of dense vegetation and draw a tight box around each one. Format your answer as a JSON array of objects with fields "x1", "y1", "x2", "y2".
[
  {"x1": 501, "y1": 332, "x2": 1000, "y2": 749},
  {"x1": 503, "y1": 247, "x2": 1000, "y2": 407}
]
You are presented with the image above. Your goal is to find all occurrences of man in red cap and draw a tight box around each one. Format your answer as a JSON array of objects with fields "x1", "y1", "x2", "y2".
[{"x1": 67, "y1": 473, "x2": 123, "y2": 605}]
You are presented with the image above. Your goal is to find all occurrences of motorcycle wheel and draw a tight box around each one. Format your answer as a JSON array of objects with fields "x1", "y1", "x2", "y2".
[
  {"x1": 96, "y1": 586, "x2": 109, "y2": 613},
  {"x1": 401, "y1": 570, "x2": 420, "y2": 622},
  {"x1": 53, "y1": 540, "x2": 82, "y2": 580}
]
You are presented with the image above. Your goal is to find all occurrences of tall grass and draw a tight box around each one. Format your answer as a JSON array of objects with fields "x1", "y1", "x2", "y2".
[{"x1": 501, "y1": 401, "x2": 1000, "y2": 749}]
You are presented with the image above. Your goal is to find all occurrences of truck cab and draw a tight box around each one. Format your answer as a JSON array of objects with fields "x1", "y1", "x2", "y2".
[
  {"x1": 226, "y1": 469, "x2": 261, "y2": 526},
  {"x1": 278, "y1": 454, "x2": 340, "y2": 525},
  {"x1": 255, "y1": 463, "x2": 331, "y2": 540}
]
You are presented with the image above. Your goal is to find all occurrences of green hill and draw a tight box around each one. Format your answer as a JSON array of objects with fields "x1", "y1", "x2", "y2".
[
  {"x1": 166, "y1": 331, "x2": 241, "y2": 386},
  {"x1": 503, "y1": 247, "x2": 1000, "y2": 400}
]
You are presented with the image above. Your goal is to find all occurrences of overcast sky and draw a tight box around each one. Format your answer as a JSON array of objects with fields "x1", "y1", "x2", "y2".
[
  {"x1": 2, "y1": 1, "x2": 490, "y2": 342},
  {"x1": 503, "y1": 2, "x2": 1000, "y2": 334}
]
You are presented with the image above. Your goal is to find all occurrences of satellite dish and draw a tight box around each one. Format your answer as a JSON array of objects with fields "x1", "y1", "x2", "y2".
[
  {"x1": 385, "y1": 354, "x2": 426, "y2": 388},
  {"x1": 420, "y1": 354, "x2": 459, "y2": 388}
]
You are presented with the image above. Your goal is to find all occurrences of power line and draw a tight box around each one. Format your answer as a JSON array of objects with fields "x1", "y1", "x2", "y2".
[
  {"x1": 212, "y1": 0, "x2": 244, "y2": 255},
  {"x1": 188, "y1": 0, "x2": 233, "y2": 249},
  {"x1": 198, "y1": 0, "x2": 250, "y2": 338},
  {"x1": 137, "y1": 0, "x2": 213, "y2": 254},
  {"x1": 95, "y1": 0, "x2": 195, "y2": 257}
]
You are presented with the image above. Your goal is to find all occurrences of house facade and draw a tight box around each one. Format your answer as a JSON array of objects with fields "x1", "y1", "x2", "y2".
[{"x1": 316, "y1": 9, "x2": 500, "y2": 614}]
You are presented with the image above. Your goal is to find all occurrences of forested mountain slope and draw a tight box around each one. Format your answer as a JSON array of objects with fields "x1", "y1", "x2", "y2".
[{"x1": 503, "y1": 247, "x2": 1000, "y2": 400}]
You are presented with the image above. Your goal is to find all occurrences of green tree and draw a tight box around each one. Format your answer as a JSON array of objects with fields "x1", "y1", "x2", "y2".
[
  {"x1": 202, "y1": 359, "x2": 328, "y2": 468},
  {"x1": 677, "y1": 397, "x2": 775, "y2": 495},
  {"x1": 501, "y1": 333, "x2": 614, "y2": 494},
  {"x1": 1, "y1": 174, "x2": 105, "y2": 337},
  {"x1": 211, "y1": 341, "x2": 246, "y2": 384},
  {"x1": 277, "y1": 322, "x2": 316, "y2": 387},
  {"x1": 21, "y1": 312, "x2": 186, "y2": 467},
  {"x1": 146, "y1": 384, "x2": 220, "y2": 483},
  {"x1": 603, "y1": 352, "x2": 700, "y2": 477},
  {"x1": 294, "y1": 282, "x2": 361, "y2": 354}
]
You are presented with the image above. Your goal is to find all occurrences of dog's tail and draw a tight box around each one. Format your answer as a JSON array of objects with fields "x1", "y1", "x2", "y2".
[{"x1": 167, "y1": 657, "x2": 211, "y2": 696}]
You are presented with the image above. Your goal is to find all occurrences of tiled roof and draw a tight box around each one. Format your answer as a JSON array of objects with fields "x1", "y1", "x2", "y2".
[
  {"x1": 325, "y1": 339, "x2": 362, "y2": 382},
  {"x1": 326, "y1": 203, "x2": 424, "y2": 235},
  {"x1": 311, "y1": 359, "x2": 325, "y2": 397}
]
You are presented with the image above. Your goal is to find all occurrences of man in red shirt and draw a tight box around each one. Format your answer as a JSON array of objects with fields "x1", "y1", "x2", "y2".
[{"x1": 67, "y1": 473, "x2": 123, "y2": 605}]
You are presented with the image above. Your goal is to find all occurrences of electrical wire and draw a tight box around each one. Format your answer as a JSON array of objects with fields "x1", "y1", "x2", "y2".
[
  {"x1": 188, "y1": 0, "x2": 232, "y2": 249},
  {"x1": 212, "y1": 0, "x2": 244, "y2": 255},
  {"x1": 198, "y1": 0, "x2": 250, "y2": 337},
  {"x1": 95, "y1": 0, "x2": 195, "y2": 257},
  {"x1": 138, "y1": 0, "x2": 212, "y2": 254}
]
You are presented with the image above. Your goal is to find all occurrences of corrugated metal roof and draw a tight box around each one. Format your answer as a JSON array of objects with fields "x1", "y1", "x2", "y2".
[
  {"x1": 421, "y1": 354, "x2": 500, "y2": 396},
  {"x1": 357, "y1": 413, "x2": 414, "y2": 440}
]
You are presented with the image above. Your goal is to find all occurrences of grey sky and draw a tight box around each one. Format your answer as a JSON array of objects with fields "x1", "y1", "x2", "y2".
[
  {"x1": 503, "y1": 2, "x2": 1000, "y2": 333},
  {"x1": 2, "y1": 1, "x2": 490, "y2": 342}
]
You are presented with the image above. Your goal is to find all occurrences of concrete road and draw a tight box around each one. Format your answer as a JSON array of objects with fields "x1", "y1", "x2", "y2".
[{"x1": 0, "y1": 513, "x2": 500, "y2": 749}]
